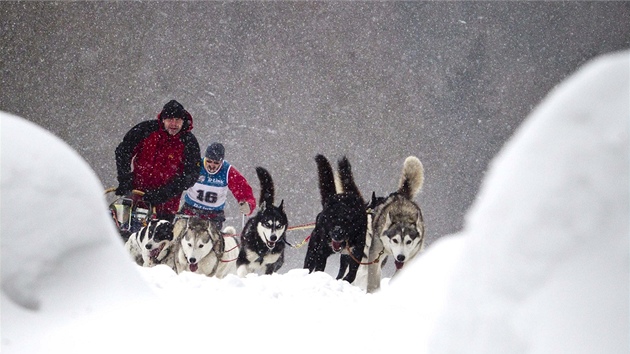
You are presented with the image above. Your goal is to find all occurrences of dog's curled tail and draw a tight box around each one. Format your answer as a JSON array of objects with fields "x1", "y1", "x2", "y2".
[
  {"x1": 398, "y1": 156, "x2": 424, "y2": 200},
  {"x1": 338, "y1": 156, "x2": 362, "y2": 199},
  {"x1": 316, "y1": 154, "x2": 336, "y2": 206},
  {"x1": 222, "y1": 226, "x2": 237, "y2": 235},
  {"x1": 256, "y1": 167, "x2": 275, "y2": 206}
]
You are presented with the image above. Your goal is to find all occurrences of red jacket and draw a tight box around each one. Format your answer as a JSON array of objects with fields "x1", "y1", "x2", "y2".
[
  {"x1": 116, "y1": 112, "x2": 200, "y2": 216},
  {"x1": 226, "y1": 165, "x2": 257, "y2": 215}
]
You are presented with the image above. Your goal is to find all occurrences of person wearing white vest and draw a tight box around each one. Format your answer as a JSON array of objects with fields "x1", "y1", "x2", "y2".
[{"x1": 180, "y1": 142, "x2": 256, "y2": 230}]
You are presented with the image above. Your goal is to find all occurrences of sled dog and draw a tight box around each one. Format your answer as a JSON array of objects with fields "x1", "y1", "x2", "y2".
[
  {"x1": 304, "y1": 154, "x2": 367, "y2": 283},
  {"x1": 124, "y1": 219, "x2": 175, "y2": 267},
  {"x1": 237, "y1": 167, "x2": 288, "y2": 277},
  {"x1": 174, "y1": 216, "x2": 239, "y2": 278},
  {"x1": 367, "y1": 156, "x2": 425, "y2": 293}
]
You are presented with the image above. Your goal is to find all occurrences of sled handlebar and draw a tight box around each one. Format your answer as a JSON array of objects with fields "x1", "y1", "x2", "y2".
[
  {"x1": 104, "y1": 187, "x2": 146, "y2": 196},
  {"x1": 105, "y1": 187, "x2": 156, "y2": 218}
]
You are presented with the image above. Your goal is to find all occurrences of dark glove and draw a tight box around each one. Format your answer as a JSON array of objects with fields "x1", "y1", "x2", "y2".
[
  {"x1": 142, "y1": 189, "x2": 170, "y2": 205},
  {"x1": 115, "y1": 173, "x2": 133, "y2": 196}
]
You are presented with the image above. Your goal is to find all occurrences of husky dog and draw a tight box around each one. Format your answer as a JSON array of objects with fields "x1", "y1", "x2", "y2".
[
  {"x1": 174, "y1": 216, "x2": 239, "y2": 278},
  {"x1": 367, "y1": 156, "x2": 425, "y2": 293},
  {"x1": 237, "y1": 167, "x2": 288, "y2": 277},
  {"x1": 304, "y1": 154, "x2": 367, "y2": 283},
  {"x1": 124, "y1": 219, "x2": 175, "y2": 267}
]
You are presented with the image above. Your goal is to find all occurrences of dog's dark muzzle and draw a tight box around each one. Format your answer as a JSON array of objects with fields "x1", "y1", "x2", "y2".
[
  {"x1": 330, "y1": 226, "x2": 347, "y2": 252},
  {"x1": 265, "y1": 234, "x2": 279, "y2": 249}
]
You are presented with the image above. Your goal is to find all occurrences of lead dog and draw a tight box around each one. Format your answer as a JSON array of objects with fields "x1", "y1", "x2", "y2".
[
  {"x1": 304, "y1": 154, "x2": 367, "y2": 283},
  {"x1": 124, "y1": 219, "x2": 175, "y2": 267},
  {"x1": 237, "y1": 167, "x2": 288, "y2": 277},
  {"x1": 366, "y1": 156, "x2": 425, "y2": 293},
  {"x1": 174, "y1": 216, "x2": 239, "y2": 278}
]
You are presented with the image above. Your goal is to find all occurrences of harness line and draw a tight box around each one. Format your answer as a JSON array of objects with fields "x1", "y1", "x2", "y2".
[
  {"x1": 345, "y1": 246, "x2": 385, "y2": 266},
  {"x1": 220, "y1": 234, "x2": 239, "y2": 262},
  {"x1": 287, "y1": 222, "x2": 316, "y2": 231},
  {"x1": 284, "y1": 222, "x2": 316, "y2": 248}
]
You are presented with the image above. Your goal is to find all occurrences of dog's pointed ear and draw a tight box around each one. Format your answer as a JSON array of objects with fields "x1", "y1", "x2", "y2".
[
  {"x1": 384, "y1": 211, "x2": 393, "y2": 230},
  {"x1": 279, "y1": 199, "x2": 284, "y2": 211},
  {"x1": 172, "y1": 218, "x2": 186, "y2": 240},
  {"x1": 215, "y1": 234, "x2": 225, "y2": 254},
  {"x1": 415, "y1": 210, "x2": 424, "y2": 233},
  {"x1": 209, "y1": 224, "x2": 225, "y2": 254}
]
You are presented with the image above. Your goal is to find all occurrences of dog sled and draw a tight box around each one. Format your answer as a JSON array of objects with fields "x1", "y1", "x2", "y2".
[{"x1": 104, "y1": 188, "x2": 156, "y2": 242}]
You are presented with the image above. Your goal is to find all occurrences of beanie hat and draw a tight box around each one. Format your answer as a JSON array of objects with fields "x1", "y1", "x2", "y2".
[
  {"x1": 160, "y1": 100, "x2": 186, "y2": 119},
  {"x1": 205, "y1": 143, "x2": 225, "y2": 161}
]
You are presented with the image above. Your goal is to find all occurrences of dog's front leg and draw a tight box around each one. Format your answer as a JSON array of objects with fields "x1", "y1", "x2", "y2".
[
  {"x1": 366, "y1": 237, "x2": 384, "y2": 293},
  {"x1": 236, "y1": 264, "x2": 249, "y2": 277},
  {"x1": 341, "y1": 245, "x2": 363, "y2": 283},
  {"x1": 337, "y1": 255, "x2": 351, "y2": 280},
  {"x1": 342, "y1": 257, "x2": 360, "y2": 284},
  {"x1": 303, "y1": 232, "x2": 330, "y2": 273}
]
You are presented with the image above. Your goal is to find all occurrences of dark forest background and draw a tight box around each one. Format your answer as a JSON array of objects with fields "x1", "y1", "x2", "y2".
[{"x1": 2, "y1": 1, "x2": 629, "y2": 275}]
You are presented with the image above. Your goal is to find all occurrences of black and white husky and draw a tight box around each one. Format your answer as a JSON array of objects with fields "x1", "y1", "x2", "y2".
[
  {"x1": 366, "y1": 156, "x2": 425, "y2": 293},
  {"x1": 174, "y1": 216, "x2": 239, "y2": 278},
  {"x1": 236, "y1": 167, "x2": 288, "y2": 277},
  {"x1": 124, "y1": 219, "x2": 175, "y2": 267},
  {"x1": 304, "y1": 155, "x2": 367, "y2": 283}
]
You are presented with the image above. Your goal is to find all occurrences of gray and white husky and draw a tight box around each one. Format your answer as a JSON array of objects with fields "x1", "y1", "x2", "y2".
[
  {"x1": 174, "y1": 216, "x2": 239, "y2": 278},
  {"x1": 236, "y1": 167, "x2": 288, "y2": 277},
  {"x1": 124, "y1": 219, "x2": 175, "y2": 267},
  {"x1": 366, "y1": 156, "x2": 425, "y2": 293}
]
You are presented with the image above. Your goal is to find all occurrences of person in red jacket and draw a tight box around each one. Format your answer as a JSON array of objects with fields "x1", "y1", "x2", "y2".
[
  {"x1": 115, "y1": 100, "x2": 201, "y2": 222},
  {"x1": 180, "y1": 142, "x2": 256, "y2": 230}
]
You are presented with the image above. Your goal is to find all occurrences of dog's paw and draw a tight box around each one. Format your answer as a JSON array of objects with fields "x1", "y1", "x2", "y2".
[{"x1": 236, "y1": 264, "x2": 249, "y2": 278}]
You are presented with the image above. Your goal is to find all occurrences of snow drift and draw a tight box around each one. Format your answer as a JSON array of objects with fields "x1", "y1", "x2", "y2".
[{"x1": 425, "y1": 49, "x2": 629, "y2": 353}]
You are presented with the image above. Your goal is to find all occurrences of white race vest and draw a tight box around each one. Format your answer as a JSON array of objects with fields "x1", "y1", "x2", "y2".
[{"x1": 183, "y1": 160, "x2": 231, "y2": 211}]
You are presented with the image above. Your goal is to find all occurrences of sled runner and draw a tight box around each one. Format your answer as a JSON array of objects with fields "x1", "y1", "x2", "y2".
[{"x1": 104, "y1": 188, "x2": 156, "y2": 242}]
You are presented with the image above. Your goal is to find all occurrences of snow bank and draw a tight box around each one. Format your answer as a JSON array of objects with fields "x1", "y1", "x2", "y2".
[
  {"x1": 426, "y1": 50, "x2": 629, "y2": 353},
  {"x1": 1, "y1": 113, "x2": 156, "y2": 353}
]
